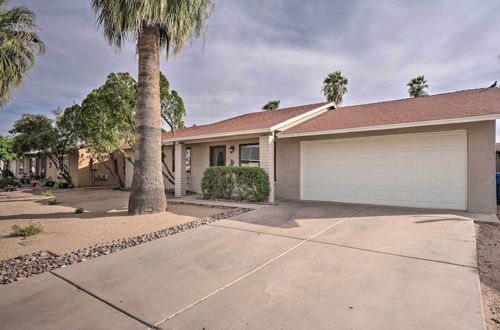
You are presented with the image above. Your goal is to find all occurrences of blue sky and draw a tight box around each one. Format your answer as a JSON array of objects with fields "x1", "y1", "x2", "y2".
[{"x1": 1, "y1": 0, "x2": 500, "y2": 137}]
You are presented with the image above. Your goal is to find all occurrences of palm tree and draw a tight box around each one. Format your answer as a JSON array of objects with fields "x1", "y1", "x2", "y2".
[
  {"x1": 262, "y1": 100, "x2": 280, "y2": 111},
  {"x1": 91, "y1": 0, "x2": 213, "y2": 214},
  {"x1": 0, "y1": 0, "x2": 45, "y2": 105},
  {"x1": 407, "y1": 75, "x2": 428, "y2": 97},
  {"x1": 322, "y1": 71, "x2": 348, "y2": 105}
]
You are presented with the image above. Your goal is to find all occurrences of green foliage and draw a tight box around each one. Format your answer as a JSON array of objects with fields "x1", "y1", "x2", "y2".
[
  {"x1": 322, "y1": 71, "x2": 348, "y2": 105},
  {"x1": 0, "y1": 134, "x2": 17, "y2": 163},
  {"x1": 70, "y1": 72, "x2": 136, "y2": 189},
  {"x1": 41, "y1": 191, "x2": 54, "y2": 197},
  {"x1": 0, "y1": 176, "x2": 19, "y2": 188},
  {"x1": 76, "y1": 72, "x2": 136, "y2": 152},
  {"x1": 407, "y1": 75, "x2": 428, "y2": 98},
  {"x1": 9, "y1": 112, "x2": 77, "y2": 187},
  {"x1": 46, "y1": 197, "x2": 60, "y2": 205},
  {"x1": 0, "y1": 0, "x2": 45, "y2": 105},
  {"x1": 74, "y1": 207, "x2": 84, "y2": 213},
  {"x1": 11, "y1": 222, "x2": 42, "y2": 239},
  {"x1": 91, "y1": 0, "x2": 213, "y2": 58},
  {"x1": 160, "y1": 72, "x2": 186, "y2": 132},
  {"x1": 201, "y1": 166, "x2": 270, "y2": 202},
  {"x1": 262, "y1": 100, "x2": 280, "y2": 111}
]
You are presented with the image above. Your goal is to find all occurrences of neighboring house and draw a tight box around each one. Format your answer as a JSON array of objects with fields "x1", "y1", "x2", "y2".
[
  {"x1": 142, "y1": 87, "x2": 500, "y2": 214},
  {"x1": 12, "y1": 149, "x2": 126, "y2": 188}
]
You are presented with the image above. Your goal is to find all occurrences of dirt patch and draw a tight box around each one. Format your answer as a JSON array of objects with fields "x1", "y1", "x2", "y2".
[
  {"x1": 475, "y1": 222, "x2": 500, "y2": 329},
  {"x1": 0, "y1": 188, "x2": 226, "y2": 260}
]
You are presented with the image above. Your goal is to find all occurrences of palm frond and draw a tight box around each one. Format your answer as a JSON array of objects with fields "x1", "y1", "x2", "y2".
[
  {"x1": 0, "y1": 0, "x2": 45, "y2": 105},
  {"x1": 91, "y1": 0, "x2": 212, "y2": 58}
]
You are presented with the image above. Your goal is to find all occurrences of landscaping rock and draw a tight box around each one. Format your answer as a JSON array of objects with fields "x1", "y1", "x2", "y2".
[{"x1": 0, "y1": 208, "x2": 251, "y2": 285}]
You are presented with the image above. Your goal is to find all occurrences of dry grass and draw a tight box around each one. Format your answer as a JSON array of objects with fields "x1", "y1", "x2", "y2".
[{"x1": 0, "y1": 188, "x2": 226, "y2": 260}]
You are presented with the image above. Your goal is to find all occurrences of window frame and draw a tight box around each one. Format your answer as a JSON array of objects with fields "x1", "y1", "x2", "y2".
[{"x1": 239, "y1": 143, "x2": 260, "y2": 167}]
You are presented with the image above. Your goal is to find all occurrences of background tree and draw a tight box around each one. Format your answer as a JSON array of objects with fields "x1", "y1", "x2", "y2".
[
  {"x1": 0, "y1": 0, "x2": 45, "y2": 105},
  {"x1": 10, "y1": 112, "x2": 77, "y2": 186},
  {"x1": 322, "y1": 71, "x2": 348, "y2": 105},
  {"x1": 262, "y1": 100, "x2": 280, "y2": 111},
  {"x1": 92, "y1": 0, "x2": 213, "y2": 214},
  {"x1": 407, "y1": 75, "x2": 428, "y2": 97},
  {"x1": 0, "y1": 134, "x2": 16, "y2": 175},
  {"x1": 160, "y1": 72, "x2": 186, "y2": 185},
  {"x1": 69, "y1": 73, "x2": 136, "y2": 189}
]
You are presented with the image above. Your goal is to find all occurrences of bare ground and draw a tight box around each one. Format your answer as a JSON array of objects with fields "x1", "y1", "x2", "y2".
[
  {"x1": 476, "y1": 221, "x2": 500, "y2": 329},
  {"x1": 0, "y1": 188, "x2": 226, "y2": 260}
]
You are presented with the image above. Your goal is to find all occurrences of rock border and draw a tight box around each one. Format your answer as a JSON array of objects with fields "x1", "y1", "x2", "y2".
[{"x1": 1, "y1": 207, "x2": 252, "y2": 285}]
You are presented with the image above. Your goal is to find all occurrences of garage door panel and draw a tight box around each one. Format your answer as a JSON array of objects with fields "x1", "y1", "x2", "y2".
[{"x1": 301, "y1": 131, "x2": 467, "y2": 210}]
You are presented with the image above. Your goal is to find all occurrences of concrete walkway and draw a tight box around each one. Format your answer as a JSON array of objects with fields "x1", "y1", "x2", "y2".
[
  {"x1": 167, "y1": 194, "x2": 270, "y2": 209},
  {"x1": 0, "y1": 201, "x2": 486, "y2": 329}
]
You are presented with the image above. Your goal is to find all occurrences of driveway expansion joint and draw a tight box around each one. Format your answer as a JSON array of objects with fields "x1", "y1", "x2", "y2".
[
  {"x1": 155, "y1": 210, "x2": 362, "y2": 327},
  {"x1": 49, "y1": 271, "x2": 158, "y2": 329}
]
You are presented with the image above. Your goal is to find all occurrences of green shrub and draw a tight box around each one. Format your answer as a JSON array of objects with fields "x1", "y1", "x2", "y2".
[
  {"x1": 46, "y1": 198, "x2": 60, "y2": 205},
  {"x1": 0, "y1": 177, "x2": 20, "y2": 189},
  {"x1": 41, "y1": 191, "x2": 54, "y2": 197},
  {"x1": 75, "y1": 207, "x2": 84, "y2": 213},
  {"x1": 11, "y1": 223, "x2": 43, "y2": 239},
  {"x1": 201, "y1": 166, "x2": 270, "y2": 202}
]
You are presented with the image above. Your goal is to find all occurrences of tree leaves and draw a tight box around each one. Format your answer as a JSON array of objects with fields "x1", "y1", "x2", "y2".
[
  {"x1": 262, "y1": 100, "x2": 280, "y2": 111},
  {"x1": 322, "y1": 71, "x2": 348, "y2": 105}
]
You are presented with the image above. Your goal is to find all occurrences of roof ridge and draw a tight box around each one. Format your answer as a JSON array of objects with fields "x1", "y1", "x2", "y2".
[{"x1": 338, "y1": 88, "x2": 487, "y2": 110}]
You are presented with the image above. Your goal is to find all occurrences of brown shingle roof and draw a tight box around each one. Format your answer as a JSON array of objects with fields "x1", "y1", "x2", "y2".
[
  {"x1": 282, "y1": 88, "x2": 500, "y2": 135},
  {"x1": 162, "y1": 101, "x2": 329, "y2": 139}
]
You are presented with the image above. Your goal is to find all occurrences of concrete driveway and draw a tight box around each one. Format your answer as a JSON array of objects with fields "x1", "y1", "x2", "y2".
[{"x1": 0, "y1": 201, "x2": 485, "y2": 329}]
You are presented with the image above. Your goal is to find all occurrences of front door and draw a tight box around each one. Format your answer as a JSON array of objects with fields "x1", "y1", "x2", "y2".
[{"x1": 210, "y1": 145, "x2": 226, "y2": 166}]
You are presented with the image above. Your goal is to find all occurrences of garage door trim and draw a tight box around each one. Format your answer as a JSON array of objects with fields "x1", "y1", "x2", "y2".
[{"x1": 300, "y1": 130, "x2": 468, "y2": 210}]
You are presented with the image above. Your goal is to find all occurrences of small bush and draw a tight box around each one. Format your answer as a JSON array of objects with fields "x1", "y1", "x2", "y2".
[
  {"x1": 46, "y1": 198, "x2": 60, "y2": 205},
  {"x1": 0, "y1": 177, "x2": 20, "y2": 189},
  {"x1": 75, "y1": 207, "x2": 84, "y2": 213},
  {"x1": 11, "y1": 223, "x2": 43, "y2": 239},
  {"x1": 201, "y1": 166, "x2": 270, "y2": 202},
  {"x1": 41, "y1": 191, "x2": 54, "y2": 197}
]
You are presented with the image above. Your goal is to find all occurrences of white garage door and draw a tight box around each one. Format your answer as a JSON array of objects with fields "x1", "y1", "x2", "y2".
[{"x1": 300, "y1": 130, "x2": 467, "y2": 210}]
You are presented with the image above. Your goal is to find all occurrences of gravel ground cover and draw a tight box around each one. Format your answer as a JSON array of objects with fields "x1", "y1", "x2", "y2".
[
  {"x1": 476, "y1": 221, "x2": 500, "y2": 329},
  {"x1": 1, "y1": 208, "x2": 252, "y2": 285}
]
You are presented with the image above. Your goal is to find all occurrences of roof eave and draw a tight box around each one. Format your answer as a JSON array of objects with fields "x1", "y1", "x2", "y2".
[
  {"x1": 278, "y1": 114, "x2": 500, "y2": 138},
  {"x1": 162, "y1": 102, "x2": 336, "y2": 143}
]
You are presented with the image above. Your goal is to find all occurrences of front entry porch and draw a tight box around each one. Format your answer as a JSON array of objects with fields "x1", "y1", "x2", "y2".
[{"x1": 166, "y1": 133, "x2": 275, "y2": 203}]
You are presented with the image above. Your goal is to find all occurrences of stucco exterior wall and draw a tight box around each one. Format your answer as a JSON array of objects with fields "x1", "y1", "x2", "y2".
[
  {"x1": 162, "y1": 138, "x2": 260, "y2": 193},
  {"x1": 275, "y1": 121, "x2": 496, "y2": 214},
  {"x1": 72, "y1": 150, "x2": 126, "y2": 188}
]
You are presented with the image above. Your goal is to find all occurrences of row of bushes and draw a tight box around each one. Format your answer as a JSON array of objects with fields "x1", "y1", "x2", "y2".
[
  {"x1": 201, "y1": 166, "x2": 270, "y2": 202},
  {"x1": 0, "y1": 177, "x2": 21, "y2": 189}
]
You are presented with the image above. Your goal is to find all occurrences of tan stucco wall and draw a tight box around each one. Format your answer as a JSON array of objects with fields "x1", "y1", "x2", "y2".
[
  {"x1": 163, "y1": 138, "x2": 260, "y2": 193},
  {"x1": 72, "y1": 149, "x2": 125, "y2": 188},
  {"x1": 275, "y1": 121, "x2": 497, "y2": 214}
]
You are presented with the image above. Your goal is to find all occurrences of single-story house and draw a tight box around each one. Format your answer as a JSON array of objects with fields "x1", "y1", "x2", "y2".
[
  {"x1": 124, "y1": 87, "x2": 500, "y2": 214},
  {"x1": 7, "y1": 149, "x2": 126, "y2": 188}
]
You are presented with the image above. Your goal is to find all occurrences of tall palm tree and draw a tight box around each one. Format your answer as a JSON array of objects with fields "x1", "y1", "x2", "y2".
[
  {"x1": 91, "y1": 0, "x2": 213, "y2": 214},
  {"x1": 407, "y1": 75, "x2": 428, "y2": 97},
  {"x1": 322, "y1": 71, "x2": 348, "y2": 105},
  {"x1": 262, "y1": 100, "x2": 280, "y2": 111},
  {"x1": 0, "y1": 0, "x2": 45, "y2": 105}
]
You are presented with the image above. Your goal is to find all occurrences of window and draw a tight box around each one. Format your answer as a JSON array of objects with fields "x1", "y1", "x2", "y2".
[
  {"x1": 186, "y1": 148, "x2": 191, "y2": 173},
  {"x1": 18, "y1": 158, "x2": 24, "y2": 173},
  {"x1": 239, "y1": 144, "x2": 259, "y2": 167}
]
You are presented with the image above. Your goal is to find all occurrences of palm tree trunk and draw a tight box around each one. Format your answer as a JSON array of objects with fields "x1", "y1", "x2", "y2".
[{"x1": 128, "y1": 25, "x2": 167, "y2": 214}]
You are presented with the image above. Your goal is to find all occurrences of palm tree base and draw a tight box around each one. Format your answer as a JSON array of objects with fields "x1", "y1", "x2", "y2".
[{"x1": 128, "y1": 186, "x2": 167, "y2": 215}]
